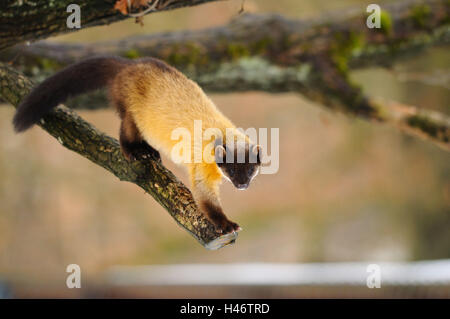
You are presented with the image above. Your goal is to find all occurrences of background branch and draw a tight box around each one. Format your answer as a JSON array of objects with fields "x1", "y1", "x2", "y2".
[
  {"x1": 0, "y1": 62, "x2": 238, "y2": 250},
  {"x1": 0, "y1": 0, "x2": 224, "y2": 50},
  {"x1": 6, "y1": 0, "x2": 449, "y2": 71}
]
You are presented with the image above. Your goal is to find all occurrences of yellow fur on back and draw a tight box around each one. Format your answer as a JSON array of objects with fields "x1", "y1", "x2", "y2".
[
  {"x1": 115, "y1": 62, "x2": 247, "y2": 182},
  {"x1": 126, "y1": 65, "x2": 233, "y2": 151}
]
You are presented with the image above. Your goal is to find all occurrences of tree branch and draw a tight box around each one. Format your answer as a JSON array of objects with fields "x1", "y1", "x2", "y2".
[
  {"x1": 0, "y1": 62, "x2": 238, "y2": 250},
  {"x1": 369, "y1": 98, "x2": 450, "y2": 151},
  {"x1": 0, "y1": 0, "x2": 224, "y2": 50},
  {"x1": 5, "y1": 0, "x2": 449, "y2": 71}
]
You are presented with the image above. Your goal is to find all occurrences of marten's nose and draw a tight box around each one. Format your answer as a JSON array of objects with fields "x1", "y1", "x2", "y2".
[{"x1": 237, "y1": 183, "x2": 248, "y2": 190}]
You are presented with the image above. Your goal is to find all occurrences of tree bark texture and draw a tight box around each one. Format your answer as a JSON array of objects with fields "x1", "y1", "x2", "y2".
[{"x1": 0, "y1": 0, "x2": 224, "y2": 50}]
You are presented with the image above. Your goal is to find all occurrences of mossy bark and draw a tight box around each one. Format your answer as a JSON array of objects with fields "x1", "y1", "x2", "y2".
[
  {"x1": 0, "y1": 62, "x2": 238, "y2": 250},
  {"x1": 0, "y1": 0, "x2": 222, "y2": 50},
  {"x1": 6, "y1": 0, "x2": 448, "y2": 71}
]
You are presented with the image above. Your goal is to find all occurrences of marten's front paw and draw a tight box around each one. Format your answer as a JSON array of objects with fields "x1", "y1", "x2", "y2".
[
  {"x1": 122, "y1": 143, "x2": 161, "y2": 162},
  {"x1": 215, "y1": 218, "x2": 241, "y2": 234},
  {"x1": 201, "y1": 201, "x2": 241, "y2": 234}
]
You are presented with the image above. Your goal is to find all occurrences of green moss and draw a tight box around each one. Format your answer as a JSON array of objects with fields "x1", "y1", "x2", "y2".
[
  {"x1": 167, "y1": 52, "x2": 184, "y2": 66},
  {"x1": 250, "y1": 37, "x2": 272, "y2": 54},
  {"x1": 332, "y1": 54, "x2": 349, "y2": 74},
  {"x1": 330, "y1": 32, "x2": 365, "y2": 73},
  {"x1": 379, "y1": 10, "x2": 393, "y2": 35},
  {"x1": 226, "y1": 43, "x2": 250, "y2": 60},
  {"x1": 167, "y1": 43, "x2": 208, "y2": 67},
  {"x1": 186, "y1": 43, "x2": 208, "y2": 65},
  {"x1": 410, "y1": 4, "x2": 431, "y2": 28},
  {"x1": 364, "y1": 8, "x2": 392, "y2": 35},
  {"x1": 123, "y1": 49, "x2": 140, "y2": 59},
  {"x1": 407, "y1": 115, "x2": 447, "y2": 141},
  {"x1": 370, "y1": 100, "x2": 389, "y2": 121},
  {"x1": 167, "y1": 49, "x2": 183, "y2": 65},
  {"x1": 38, "y1": 58, "x2": 61, "y2": 71}
]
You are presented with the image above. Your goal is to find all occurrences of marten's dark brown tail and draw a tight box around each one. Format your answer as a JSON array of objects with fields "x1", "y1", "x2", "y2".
[{"x1": 13, "y1": 56, "x2": 131, "y2": 132}]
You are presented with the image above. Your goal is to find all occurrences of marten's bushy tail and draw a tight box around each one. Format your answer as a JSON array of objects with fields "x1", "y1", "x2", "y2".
[{"x1": 13, "y1": 56, "x2": 131, "y2": 132}]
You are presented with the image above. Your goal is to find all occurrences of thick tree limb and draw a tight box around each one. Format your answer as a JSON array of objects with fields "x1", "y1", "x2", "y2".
[
  {"x1": 0, "y1": 0, "x2": 223, "y2": 51},
  {"x1": 0, "y1": 62, "x2": 238, "y2": 250}
]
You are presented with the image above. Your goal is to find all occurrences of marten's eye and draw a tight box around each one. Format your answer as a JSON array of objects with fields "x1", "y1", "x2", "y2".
[{"x1": 228, "y1": 167, "x2": 234, "y2": 175}]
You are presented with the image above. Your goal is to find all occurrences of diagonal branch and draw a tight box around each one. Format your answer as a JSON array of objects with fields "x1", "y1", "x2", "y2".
[{"x1": 0, "y1": 62, "x2": 238, "y2": 250}]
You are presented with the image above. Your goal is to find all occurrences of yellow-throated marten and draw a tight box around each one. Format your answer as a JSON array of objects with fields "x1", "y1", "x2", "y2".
[{"x1": 13, "y1": 56, "x2": 262, "y2": 233}]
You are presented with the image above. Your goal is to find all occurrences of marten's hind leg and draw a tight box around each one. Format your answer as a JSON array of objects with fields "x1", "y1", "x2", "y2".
[{"x1": 119, "y1": 112, "x2": 161, "y2": 162}]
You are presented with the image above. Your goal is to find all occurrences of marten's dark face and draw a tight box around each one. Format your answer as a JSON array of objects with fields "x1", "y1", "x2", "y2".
[{"x1": 215, "y1": 143, "x2": 262, "y2": 190}]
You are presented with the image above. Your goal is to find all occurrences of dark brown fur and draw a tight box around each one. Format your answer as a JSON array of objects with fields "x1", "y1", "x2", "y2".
[
  {"x1": 13, "y1": 56, "x2": 170, "y2": 161},
  {"x1": 119, "y1": 112, "x2": 160, "y2": 161},
  {"x1": 109, "y1": 57, "x2": 173, "y2": 161},
  {"x1": 13, "y1": 56, "x2": 131, "y2": 132},
  {"x1": 217, "y1": 143, "x2": 261, "y2": 189},
  {"x1": 200, "y1": 200, "x2": 240, "y2": 233}
]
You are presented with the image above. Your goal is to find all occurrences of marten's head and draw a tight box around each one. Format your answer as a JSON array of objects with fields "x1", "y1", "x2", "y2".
[{"x1": 215, "y1": 142, "x2": 262, "y2": 190}]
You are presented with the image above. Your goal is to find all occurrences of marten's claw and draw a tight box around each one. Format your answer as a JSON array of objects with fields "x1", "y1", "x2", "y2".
[
  {"x1": 217, "y1": 219, "x2": 241, "y2": 234},
  {"x1": 122, "y1": 147, "x2": 161, "y2": 163},
  {"x1": 123, "y1": 152, "x2": 137, "y2": 162}
]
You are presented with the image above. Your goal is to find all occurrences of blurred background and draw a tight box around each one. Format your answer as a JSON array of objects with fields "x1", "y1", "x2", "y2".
[{"x1": 0, "y1": 0, "x2": 449, "y2": 298}]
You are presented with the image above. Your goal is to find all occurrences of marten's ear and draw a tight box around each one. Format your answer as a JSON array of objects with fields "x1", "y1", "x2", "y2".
[
  {"x1": 215, "y1": 145, "x2": 226, "y2": 164},
  {"x1": 251, "y1": 144, "x2": 262, "y2": 164}
]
